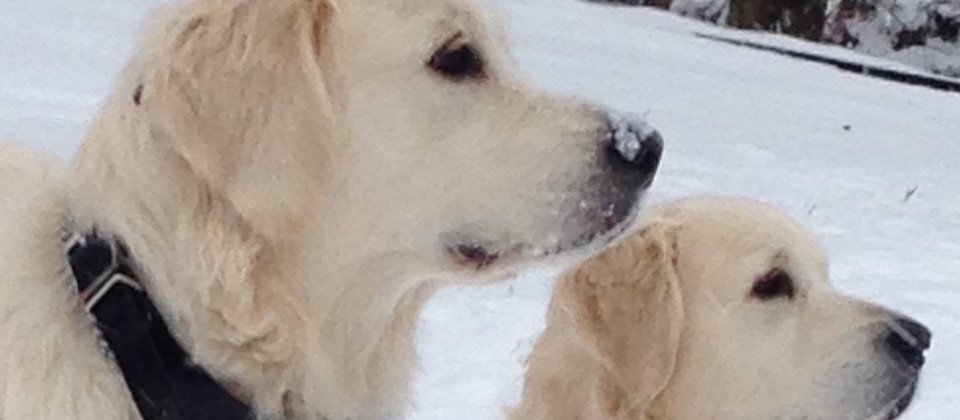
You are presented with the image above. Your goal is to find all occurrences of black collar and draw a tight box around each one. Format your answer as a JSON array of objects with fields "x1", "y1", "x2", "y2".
[{"x1": 64, "y1": 229, "x2": 253, "y2": 420}]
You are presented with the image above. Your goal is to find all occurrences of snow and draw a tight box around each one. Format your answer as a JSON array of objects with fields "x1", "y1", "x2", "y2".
[
  {"x1": 891, "y1": 42, "x2": 960, "y2": 78},
  {"x1": 2, "y1": 0, "x2": 958, "y2": 419},
  {"x1": 607, "y1": 112, "x2": 658, "y2": 161},
  {"x1": 836, "y1": 0, "x2": 960, "y2": 77},
  {"x1": 661, "y1": 0, "x2": 960, "y2": 78}
]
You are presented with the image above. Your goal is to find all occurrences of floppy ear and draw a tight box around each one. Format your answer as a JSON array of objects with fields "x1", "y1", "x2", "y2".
[
  {"x1": 139, "y1": 0, "x2": 339, "y2": 240},
  {"x1": 565, "y1": 220, "x2": 683, "y2": 418}
]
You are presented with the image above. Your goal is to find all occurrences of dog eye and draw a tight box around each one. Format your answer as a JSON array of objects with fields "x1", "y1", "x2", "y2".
[
  {"x1": 750, "y1": 269, "x2": 795, "y2": 301},
  {"x1": 428, "y1": 37, "x2": 485, "y2": 81}
]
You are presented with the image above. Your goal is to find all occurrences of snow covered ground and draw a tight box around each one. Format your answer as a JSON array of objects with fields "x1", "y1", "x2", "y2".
[{"x1": 1, "y1": 0, "x2": 958, "y2": 419}]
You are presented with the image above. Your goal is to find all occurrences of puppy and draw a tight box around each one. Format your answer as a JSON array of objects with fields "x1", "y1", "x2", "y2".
[{"x1": 514, "y1": 197, "x2": 931, "y2": 420}]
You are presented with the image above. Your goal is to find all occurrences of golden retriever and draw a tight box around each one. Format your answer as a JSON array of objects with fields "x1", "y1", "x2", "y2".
[
  {"x1": 0, "y1": 0, "x2": 664, "y2": 418},
  {"x1": 514, "y1": 197, "x2": 931, "y2": 420}
]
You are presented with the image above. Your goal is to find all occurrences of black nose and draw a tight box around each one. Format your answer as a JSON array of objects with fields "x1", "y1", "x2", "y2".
[
  {"x1": 884, "y1": 316, "x2": 932, "y2": 368},
  {"x1": 602, "y1": 116, "x2": 663, "y2": 188}
]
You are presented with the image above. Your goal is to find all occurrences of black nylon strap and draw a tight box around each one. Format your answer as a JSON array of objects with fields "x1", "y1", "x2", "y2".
[{"x1": 66, "y1": 231, "x2": 253, "y2": 420}]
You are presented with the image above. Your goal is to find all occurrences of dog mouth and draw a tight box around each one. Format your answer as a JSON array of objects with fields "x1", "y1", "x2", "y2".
[
  {"x1": 884, "y1": 382, "x2": 917, "y2": 420},
  {"x1": 448, "y1": 243, "x2": 504, "y2": 270},
  {"x1": 865, "y1": 380, "x2": 918, "y2": 420},
  {"x1": 445, "y1": 199, "x2": 643, "y2": 271}
]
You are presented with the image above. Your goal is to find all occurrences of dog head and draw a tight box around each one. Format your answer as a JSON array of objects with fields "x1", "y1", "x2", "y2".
[
  {"x1": 74, "y1": 0, "x2": 662, "y2": 416},
  {"x1": 555, "y1": 197, "x2": 930, "y2": 420},
  {"x1": 124, "y1": 0, "x2": 662, "y2": 275},
  {"x1": 314, "y1": 0, "x2": 663, "y2": 277}
]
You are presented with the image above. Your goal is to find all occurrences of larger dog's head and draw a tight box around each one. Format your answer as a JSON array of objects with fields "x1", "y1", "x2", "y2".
[
  {"x1": 73, "y1": 0, "x2": 662, "y2": 416},
  {"x1": 123, "y1": 0, "x2": 661, "y2": 271},
  {"x1": 553, "y1": 197, "x2": 930, "y2": 420},
  {"x1": 312, "y1": 0, "x2": 663, "y2": 277}
]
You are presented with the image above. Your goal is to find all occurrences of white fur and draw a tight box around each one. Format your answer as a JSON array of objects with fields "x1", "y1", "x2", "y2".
[
  {"x1": 515, "y1": 197, "x2": 927, "y2": 420},
  {"x1": 0, "y1": 0, "x2": 655, "y2": 418}
]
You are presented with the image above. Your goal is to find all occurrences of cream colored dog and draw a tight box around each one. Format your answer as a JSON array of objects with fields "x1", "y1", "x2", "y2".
[
  {"x1": 0, "y1": 0, "x2": 664, "y2": 418},
  {"x1": 514, "y1": 197, "x2": 931, "y2": 420}
]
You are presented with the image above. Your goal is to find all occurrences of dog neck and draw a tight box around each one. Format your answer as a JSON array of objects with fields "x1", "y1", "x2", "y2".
[
  {"x1": 69, "y1": 112, "x2": 306, "y2": 415},
  {"x1": 67, "y1": 78, "x2": 433, "y2": 418},
  {"x1": 62, "y1": 228, "x2": 254, "y2": 420}
]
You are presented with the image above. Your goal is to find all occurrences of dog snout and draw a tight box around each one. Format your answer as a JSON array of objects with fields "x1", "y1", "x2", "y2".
[
  {"x1": 883, "y1": 316, "x2": 932, "y2": 368},
  {"x1": 602, "y1": 115, "x2": 663, "y2": 189}
]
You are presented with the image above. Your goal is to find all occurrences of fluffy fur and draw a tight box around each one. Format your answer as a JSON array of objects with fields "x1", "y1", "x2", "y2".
[
  {"x1": 514, "y1": 197, "x2": 930, "y2": 420},
  {"x1": 0, "y1": 142, "x2": 140, "y2": 419},
  {"x1": 0, "y1": 0, "x2": 659, "y2": 418}
]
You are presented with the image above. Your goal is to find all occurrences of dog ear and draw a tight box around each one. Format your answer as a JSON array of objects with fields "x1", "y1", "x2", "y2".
[
  {"x1": 306, "y1": 0, "x2": 337, "y2": 55},
  {"x1": 139, "y1": 0, "x2": 339, "y2": 240},
  {"x1": 565, "y1": 219, "x2": 683, "y2": 418},
  {"x1": 217, "y1": 0, "x2": 340, "y2": 241}
]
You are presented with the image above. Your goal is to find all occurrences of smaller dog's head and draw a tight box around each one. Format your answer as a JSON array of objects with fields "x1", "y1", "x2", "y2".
[{"x1": 559, "y1": 197, "x2": 930, "y2": 420}]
